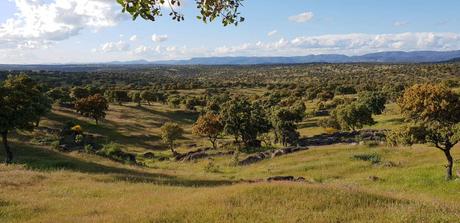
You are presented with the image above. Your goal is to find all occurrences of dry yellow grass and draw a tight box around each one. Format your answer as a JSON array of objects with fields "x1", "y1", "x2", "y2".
[{"x1": 1, "y1": 101, "x2": 460, "y2": 222}]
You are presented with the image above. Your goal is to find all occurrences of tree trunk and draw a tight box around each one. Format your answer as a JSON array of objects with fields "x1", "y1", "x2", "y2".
[
  {"x1": 444, "y1": 148, "x2": 454, "y2": 180},
  {"x1": 1, "y1": 131, "x2": 12, "y2": 164},
  {"x1": 170, "y1": 142, "x2": 177, "y2": 156},
  {"x1": 35, "y1": 118, "x2": 41, "y2": 127},
  {"x1": 273, "y1": 130, "x2": 279, "y2": 144},
  {"x1": 95, "y1": 118, "x2": 99, "y2": 125},
  {"x1": 210, "y1": 137, "x2": 217, "y2": 150}
]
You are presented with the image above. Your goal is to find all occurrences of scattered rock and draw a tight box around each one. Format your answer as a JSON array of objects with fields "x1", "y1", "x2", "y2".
[
  {"x1": 267, "y1": 176, "x2": 295, "y2": 181},
  {"x1": 143, "y1": 152, "x2": 155, "y2": 159},
  {"x1": 266, "y1": 176, "x2": 306, "y2": 182},
  {"x1": 180, "y1": 151, "x2": 208, "y2": 162},
  {"x1": 271, "y1": 149, "x2": 284, "y2": 158},
  {"x1": 299, "y1": 130, "x2": 387, "y2": 147},
  {"x1": 368, "y1": 176, "x2": 380, "y2": 181},
  {"x1": 296, "y1": 177, "x2": 306, "y2": 182},
  {"x1": 382, "y1": 161, "x2": 399, "y2": 167},
  {"x1": 158, "y1": 157, "x2": 168, "y2": 161},
  {"x1": 174, "y1": 148, "x2": 235, "y2": 162},
  {"x1": 238, "y1": 146, "x2": 309, "y2": 166}
]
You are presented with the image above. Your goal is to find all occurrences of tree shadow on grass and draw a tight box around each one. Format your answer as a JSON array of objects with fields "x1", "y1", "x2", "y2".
[
  {"x1": 45, "y1": 111, "x2": 161, "y2": 149},
  {"x1": 379, "y1": 117, "x2": 405, "y2": 125},
  {"x1": 133, "y1": 106, "x2": 199, "y2": 125},
  {"x1": 298, "y1": 121, "x2": 319, "y2": 129},
  {"x1": 0, "y1": 142, "x2": 233, "y2": 187}
]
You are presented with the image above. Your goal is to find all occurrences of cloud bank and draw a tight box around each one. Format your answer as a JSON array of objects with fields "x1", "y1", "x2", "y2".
[{"x1": 0, "y1": 0, "x2": 123, "y2": 49}]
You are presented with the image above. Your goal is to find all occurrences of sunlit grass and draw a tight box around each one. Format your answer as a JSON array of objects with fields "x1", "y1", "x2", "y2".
[{"x1": 1, "y1": 99, "x2": 460, "y2": 222}]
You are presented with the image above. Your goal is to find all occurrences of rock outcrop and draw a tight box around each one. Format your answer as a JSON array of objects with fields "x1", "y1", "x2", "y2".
[
  {"x1": 174, "y1": 148, "x2": 235, "y2": 162},
  {"x1": 299, "y1": 129, "x2": 387, "y2": 147},
  {"x1": 238, "y1": 146, "x2": 309, "y2": 166}
]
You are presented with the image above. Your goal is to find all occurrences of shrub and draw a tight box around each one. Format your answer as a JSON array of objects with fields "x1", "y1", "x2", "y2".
[
  {"x1": 84, "y1": 144, "x2": 95, "y2": 154},
  {"x1": 51, "y1": 140, "x2": 60, "y2": 150},
  {"x1": 97, "y1": 143, "x2": 137, "y2": 163},
  {"x1": 204, "y1": 160, "x2": 220, "y2": 173},
  {"x1": 230, "y1": 151, "x2": 240, "y2": 166},
  {"x1": 352, "y1": 153, "x2": 381, "y2": 164},
  {"x1": 74, "y1": 134, "x2": 84, "y2": 144},
  {"x1": 386, "y1": 125, "x2": 426, "y2": 147},
  {"x1": 98, "y1": 142, "x2": 123, "y2": 157}
]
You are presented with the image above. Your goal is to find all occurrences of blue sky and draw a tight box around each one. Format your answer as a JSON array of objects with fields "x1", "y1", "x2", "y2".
[{"x1": 0, "y1": 0, "x2": 459, "y2": 64}]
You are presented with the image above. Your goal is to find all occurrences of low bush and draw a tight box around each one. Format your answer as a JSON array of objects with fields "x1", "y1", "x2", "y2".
[
  {"x1": 97, "y1": 142, "x2": 136, "y2": 163},
  {"x1": 352, "y1": 153, "x2": 381, "y2": 164}
]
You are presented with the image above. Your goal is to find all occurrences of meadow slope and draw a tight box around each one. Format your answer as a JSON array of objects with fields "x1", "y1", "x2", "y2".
[{"x1": 1, "y1": 102, "x2": 460, "y2": 222}]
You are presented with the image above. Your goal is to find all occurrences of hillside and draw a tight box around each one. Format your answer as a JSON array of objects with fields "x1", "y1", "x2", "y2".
[{"x1": 1, "y1": 101, "x2": 460, "y2": 222}]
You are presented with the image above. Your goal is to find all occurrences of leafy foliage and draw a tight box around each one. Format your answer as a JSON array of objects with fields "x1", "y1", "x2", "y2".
[
  {"x1": 117, "y1": 0, "x2": 245, "y2": 26},
  {"x1": 398, "y1": 84, "x2": 460, "y2": 179},
  {"x1": 331, "y1": 102, "x2": 375, "y2": 131},
  {"x1": 0, "y1": 74, "x2": 51, "y2": 163},
  {"x1": 192, "y1": 113, "x2": 223, "y2": 149},
  {"x1": 128, "y1": 90, "x2": 142, "y2": 106},
  {"x1": 160, "y1": 122, "x2": 184, "y2": 155},
  {"x1": 271, "y1": 102, "x2": 306, "y2": 146},
  {"x1": 220, "y1": 97, "x2": 270, "y2": 147},
  {"x1": 75, "y1": 94, "x2": 109, "y2": 125},
  {"x1": 358, "y1": 91, "x2": 387, "y2": 115}
]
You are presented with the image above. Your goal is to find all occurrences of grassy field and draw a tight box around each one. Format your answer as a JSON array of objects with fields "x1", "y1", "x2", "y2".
[{"x1": 1, "y1": 101, "x2": 460, "y2": 222}]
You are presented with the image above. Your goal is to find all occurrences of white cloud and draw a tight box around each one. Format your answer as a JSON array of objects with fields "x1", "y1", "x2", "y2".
[
  {"x1": 0, "y1": 0, "x2": 123, "y2": 49},
  {"x1": 129, "y1": 35, "x2": 137, "y2": 41},
  {"x1": 267, "y1": 30, "x2": 278, "y2": 37},
  {"x1": 133, "y1": 45, "x2": 148, "y2": 54},
  {"x1": 393, "y1": 21, "x2": 409, "y2": 27},
  {"x1": 210, "y1": 32, "x2": 460, "y2": 57},
  {"x1": 152, "y1": 34, "x2": 168, "y2": 42},
  {"x1": 288, "y1": 12, "x2": 314, "y2": 23},
  {"x1": 99, "y1": 40, "x2": 130, "y2": 52},
  {"x1": 4, "y1": 31, "x2": 460, "y2": 64}
]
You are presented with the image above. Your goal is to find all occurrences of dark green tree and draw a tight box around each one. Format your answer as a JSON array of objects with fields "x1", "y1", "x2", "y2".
[
  {"x1": 140, "y1": 90, "x2": 155, "y2": 105},
  {"x1": 271, "y1": 102, "x2": 305, "y2": 146},
  {"x1": 220, "y1": 97, "x2": 270, "y2": 147},
  {"x1": 358, "y1": 91, "x2": 387, "y2": 115},
  {"x1": 128, "y1": 91, "x2": 142, "y2": 107},
  {"x1": 332, "y1": 102, "x2": 375, "y2": 131},
  {"x1": 105, "y1": 90, "x2": 130, "y2": 105},
  {"x1": 0, "y1": 75, "x2": 51, "y2": 163},
  {"x1": 70, "y1": 87, "x2": 90, "y2": 101},
  {"x1": 75, "y1": 94, "x2": 109, "y2": 125}
]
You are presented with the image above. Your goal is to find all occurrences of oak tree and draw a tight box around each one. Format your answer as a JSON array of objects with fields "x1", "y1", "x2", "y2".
[
  {"x1": 332, "y1": 102, "x2": 375, "y2": 131},
  {"x1": 398, "y1": 84, "x2": 460, "y2": 180},
  {"x1": 0, "y1": 75, "x2": 51, "y2": 163},
  {"x1": 75, "y1": 94, "x2": 109, "y2": 125},
  {"x1": 192, "y1": 113, "x2": 223, "y2": 149},
  {"x1": 160, "y1": 122, "x2": 184, "y2": 155}
]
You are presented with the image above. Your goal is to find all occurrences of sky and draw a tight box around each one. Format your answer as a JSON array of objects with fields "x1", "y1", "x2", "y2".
[{"x1": 0, "y1": 0, "x2": 460, "y2": 64}]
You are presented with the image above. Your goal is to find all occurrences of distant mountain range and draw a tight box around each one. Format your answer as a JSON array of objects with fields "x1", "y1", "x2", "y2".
[
  {"x1": 1, "y1": 50, "x2": 460, "y2": 71},
  {"x1": 154, "y1": 50, "x2": 460, "y2": 65}
]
